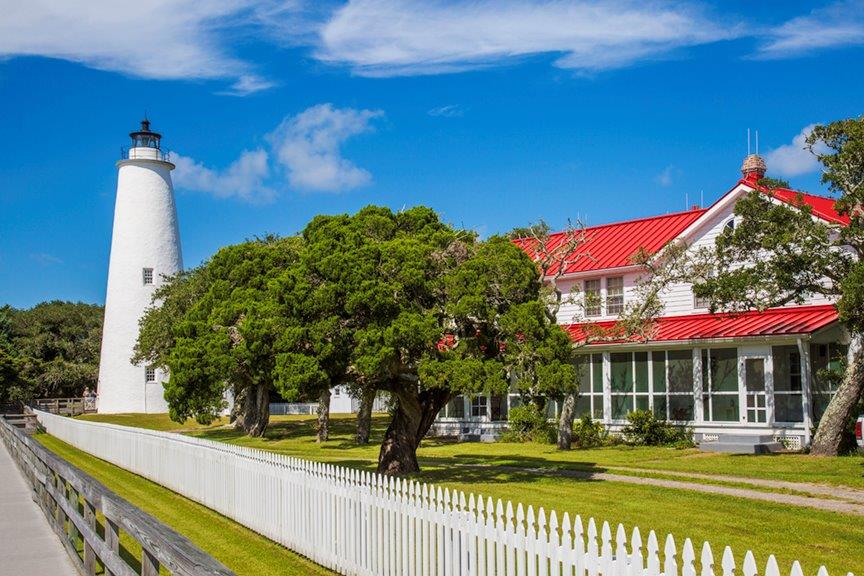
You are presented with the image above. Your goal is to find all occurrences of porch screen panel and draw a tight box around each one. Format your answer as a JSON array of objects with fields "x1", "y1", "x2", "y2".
[
  {"x1": 667, "y1": 350, "x2": 694, "y2": 421},
  {"x1": 703, "y1": 348, "x2": 738, "y2": 422},
  {"x1": 610, "y1": 352, "x2": 633, "y2": 420},
  {"x1": 772, "y1": 345, "x2": 803, "y2": 423},
  {"x1": 575, "y1": 355, "x2": 591, "y2": 417},
  {"x1": 591, "y1": 354, "x2": 604, "y2": 419},
  {"x1": 811, "y1": 343, "x2": 847, "y2": 423},
  {"x1": 634, "y1": 352, "x2": 650, "y2": 411},
  {"x1": 443, "y1": 395, "x2": 465, "y2": 418},
  {"x1": 652, "y1": 352, "x2": 667, "y2": 419}
]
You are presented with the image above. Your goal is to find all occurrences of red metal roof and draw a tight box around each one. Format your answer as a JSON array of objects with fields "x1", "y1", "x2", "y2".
[
  {"x1": 563, "y1": 305, "x2": 838, "y2": 345},
  {"x1": 741, "y1": 175, "x2": 850, "y2": 225},
  {"x1": 513, "y1": 209, "x2": 707, "y2": 275}
]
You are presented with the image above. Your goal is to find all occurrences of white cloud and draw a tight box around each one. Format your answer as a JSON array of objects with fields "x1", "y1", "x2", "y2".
[
  {"x1": 655, "y1": 165, "x2": 679, "y2": 187},
  {"x1": 0, "y1": 0, "x2": 274, "y2": 94},
  {"x1": 756, "y1": 1, "x2": 864, "y2": 59},
  {"x1": 428, "y1": 105, "x2": 464, "y2": 118},
  {"x1": 764, "y1": 124, "x2": 826, "y2": 178},
  {"x1": 315, "y1": 0, "x2": 740, "y2": 77},
  {"x1": 268, "y1": 103, "x2": 383, "y2": 192},
  {"x1": 172, "y1": 103, "x2": 381, "y2": 199},
  {"x1": 30, "y1": 253, "x2": 63, "y2": 266},
  {"x1": 173, "y1": 149, "x2": 275, "y2": 202}
]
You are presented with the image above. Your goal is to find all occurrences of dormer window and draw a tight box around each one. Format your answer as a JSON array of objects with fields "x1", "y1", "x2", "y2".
[
  {"x1": 584, "y1": 279, "x2": 601, "y2": 317},
  {"x1": 606, "y1": 277, "x2": 624, "y2": 315},
  {"x1": 724, "y1": 218, "x2": 735, "y2": 232},
  {"x1": 143, "y1": 268, "x2": 154, "y2": 285}
]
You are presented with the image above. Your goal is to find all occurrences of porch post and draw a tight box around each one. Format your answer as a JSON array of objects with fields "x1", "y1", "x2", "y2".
[
  {"x1": 692, "y1": 348, "x2": 704, "y2": 423},
  {"x1": 602, "y1": 352, "x2": 611, "y2": 423},
  {"x1": 797, "y1": 338, "x2": 813, "y2": 446}
]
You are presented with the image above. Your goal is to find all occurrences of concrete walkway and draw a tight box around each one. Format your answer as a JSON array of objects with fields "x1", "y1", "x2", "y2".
[{"x1": 0, "y1": 439, "x2": 78, "y2": 576}]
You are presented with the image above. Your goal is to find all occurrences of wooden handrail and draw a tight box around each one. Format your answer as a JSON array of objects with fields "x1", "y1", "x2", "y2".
[{"x1": 0, "y1": 417, "x2": 234, "y2": 576}]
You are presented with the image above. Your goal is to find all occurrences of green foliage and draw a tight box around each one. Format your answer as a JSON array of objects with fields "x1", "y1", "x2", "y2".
[
  {"x1": 622, "y1": 410, "x2": 693, "y2": 447},
  {"x1": 571, "y1": 415, "x2": 608, "y2": 448},
  {"x1": 500, "y1": 403, "x2": 554, "y2": 443},
  {"x1": 0, "y1": 301, "x2": 103, "y2": 403}
]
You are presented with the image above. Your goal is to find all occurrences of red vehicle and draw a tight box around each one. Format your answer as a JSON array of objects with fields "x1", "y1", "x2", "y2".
[{"x1": 856, "y1": 415, "x2": 863, "y2": 451}]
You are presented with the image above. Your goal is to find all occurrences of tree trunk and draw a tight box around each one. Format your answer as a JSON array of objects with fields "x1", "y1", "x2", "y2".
[
  {"x1": 355, "y1": 388, "x2": 377, "y2": 445},
  {"x1": 377, "y1": 387, "x2": 450, "y2": 475},
  {"x1": 238, "y1": 383, "x2": 269, "y2": 437},
  {"x1": 557, "y1": 392, "x2": 577, "y2": 450},
  {"x1": 317, "y1": 387, "x2": 331, "y2": 443},
  {"x1": 811, "y1": 333, "x2": 864, "y2": 456}
]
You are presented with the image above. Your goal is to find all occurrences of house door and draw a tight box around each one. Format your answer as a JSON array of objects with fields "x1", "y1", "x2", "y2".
[{"x1": 738, "y1": 347, "x2": 773, "y2": 424}]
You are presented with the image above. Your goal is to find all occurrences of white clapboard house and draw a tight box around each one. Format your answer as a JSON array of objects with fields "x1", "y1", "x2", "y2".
[{"x1": 432, "y1": 154, "x2": 850, "y2": 449}]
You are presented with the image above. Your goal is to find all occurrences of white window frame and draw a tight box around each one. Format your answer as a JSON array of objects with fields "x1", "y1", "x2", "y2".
[
  {"x1": 606, "y1": 276, "x2": 624, "y2": 316},
  {"x1": 145, "y1": 366, "x2": 156, "y2": 383},
  {"x1": 143, "y1": 267, "x2": 154, "y2": 285},
  {"x1": 584, "y1": 279, "x2": 601, "y2": 317}
]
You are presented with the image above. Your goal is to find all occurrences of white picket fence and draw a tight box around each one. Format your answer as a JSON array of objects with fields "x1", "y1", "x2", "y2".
[{"x1": 34, "y1": 410, "x2": 846, "y2": 576}]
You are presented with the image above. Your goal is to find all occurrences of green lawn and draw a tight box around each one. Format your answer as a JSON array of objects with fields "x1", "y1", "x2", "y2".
[
  {"x1": 75, "y1": 413, "x2": 864, "y2": 575},
  {"x1": 36, "y1": 434, "x2": 333, "y2": 576}
]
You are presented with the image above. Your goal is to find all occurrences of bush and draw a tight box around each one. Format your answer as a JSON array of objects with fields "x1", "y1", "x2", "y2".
[
  {"x1": 621, "y1": 410, "x2": 693, "y2": 447},
  {"x1": 501, "y1": 404, "x2": 554, "y2": 443},
  {"x1": 571, "y1": 415, "x2": 607, "y2": 448}
]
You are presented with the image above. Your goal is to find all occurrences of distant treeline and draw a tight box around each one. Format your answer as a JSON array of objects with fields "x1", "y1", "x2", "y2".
[{"x1": 0, "y1": 301, "x2": 103, "y2": 404}]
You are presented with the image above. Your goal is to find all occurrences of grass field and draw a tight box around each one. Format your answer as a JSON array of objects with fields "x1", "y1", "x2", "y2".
[
  {"x1": 73, "y1": 413, "x2": 864, "y2": 575},
  {"x1": 36, "y1": 434, "x2": 333, "y2": 576}
]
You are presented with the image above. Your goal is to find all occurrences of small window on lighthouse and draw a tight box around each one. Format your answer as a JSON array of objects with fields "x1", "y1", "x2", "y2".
[
  {"x1": 142, "y1": 268, "x2": 154, "y2": 285},
  {"x1": 145, "y1": 366, "x2": 156, "y2": 382}
]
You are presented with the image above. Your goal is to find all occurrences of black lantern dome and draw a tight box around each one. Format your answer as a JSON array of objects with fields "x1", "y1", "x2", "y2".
[{"x1": 129, "y1": 119, "x2": 162, "y2": 149}]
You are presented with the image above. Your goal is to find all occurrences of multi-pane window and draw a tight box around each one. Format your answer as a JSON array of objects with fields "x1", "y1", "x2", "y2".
[
  {"x1": 575, "y1": 354, "x2": 604, "y2": 420},
  {"x1": 701, "y1": 348, "x2": 739, "y2": 422},
  {"x1": 584, "y1": 279, "x2": 601, "y2": 317},
  {"x1": 442, "y1": 395, "x2": 465, "y2": 418},
  {"x1": 608, "y1": 352, "x2": 650, "y2": 420},
  {"x1": 470, "y1": 395, "x2": 488, "y2": 418},
  {"x1": 693, "y1": 292, "x2": 711, "y2": 310},
  {"x1": 772, "y1": 345, "x2": 803, "y2": 423},
  {"x1": 145, "y1": 366, "x2": 156, "y2": 383},
  {"x1": 666, "y1": 350, "x2": 695, "y2": 421},
  {"x1": 811, "y1": 343, "x2": 847, "y2": 423},
  {"x1": 142, "y1": 267, "x2": 154, "y2": 285},
  {"x1": 606, "y1": 277, "x2": 624, "y2": 315}
]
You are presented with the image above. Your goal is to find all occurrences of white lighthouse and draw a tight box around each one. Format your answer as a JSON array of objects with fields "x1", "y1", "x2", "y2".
[{"x1": 97, "y1": 120, "x2": 183, "y2": 413}]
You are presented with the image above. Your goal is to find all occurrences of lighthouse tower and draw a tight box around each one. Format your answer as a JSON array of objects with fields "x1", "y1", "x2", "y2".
[{"x1": 97, "y1": 120, "x2": 183, "y2": 413}]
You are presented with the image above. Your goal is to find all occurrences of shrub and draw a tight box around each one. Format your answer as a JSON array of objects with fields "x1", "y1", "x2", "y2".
[
  {"x1": 621, "y1": 410, "x2": 693, "y2": 447},
  {"x1": 571, "y1": 415, "x2": 606, "y2": 448},
  {"x1": 501, "y1": 403, "x2": 554, "y2": 443}
]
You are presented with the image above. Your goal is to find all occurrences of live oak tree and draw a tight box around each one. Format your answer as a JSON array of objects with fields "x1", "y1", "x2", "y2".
[
  {"x1": 302, "y1": 206, "x2": 575, "y2": 474},
  {"x1": 136, "y1": 237, "x2": 305, "y2": 436},
  {"x1": 685, "y1": 117, "x2": 864, "y2": 455},
  {"x1": 0, "y1": 301, "x2": 103, "y2": 403}
]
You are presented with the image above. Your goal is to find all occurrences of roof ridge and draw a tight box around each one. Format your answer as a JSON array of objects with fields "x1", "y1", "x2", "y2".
[{"x1": 542, "y1": 207, "x2": 707, "y2": 237}]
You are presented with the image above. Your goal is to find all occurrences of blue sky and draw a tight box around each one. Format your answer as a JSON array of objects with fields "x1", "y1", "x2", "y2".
[{"x1": 1, "y1": 0, "x2": 863, "y2": 308}]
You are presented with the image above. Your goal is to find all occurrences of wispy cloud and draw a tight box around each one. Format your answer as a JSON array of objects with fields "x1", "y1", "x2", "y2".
[
  {"x1": 764, "y1": 124, "x2": 827, "y2": 178},
  {"x1": 173, "y1": 149, "x2": 274, "y2": 202},
  {"x1": 172, "y1": 103, "x2": 382, "y2": 200},
  {"x1": 268, "y1": 103, "x2": 383, "y2": 192},
  {"x1": 0, "y1": 0, "x2": 275, "y2": 94},
  {"x1": 315, "y1": 0, "x2": 740, "y2": 77},
  {"x1": 30, "y1": 253, "x2": 63, "y2": 266},
  {"x1": 755, "y1": 1, "x2": 864, "y2": 59},
  {"x1": 428, "y1": 104, "x2": 464, "y2": 118},
  {"x1": 655, "y1": 165, "x2": 680, "y2": 187}
]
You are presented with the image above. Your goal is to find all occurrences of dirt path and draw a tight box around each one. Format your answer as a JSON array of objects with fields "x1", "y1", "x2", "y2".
[
  {"x1": 456, "y1": 464, "x2": 864, "y2": 516},
  {"x1": 609, "y1": 466, "x2": 864, "y2": 504}
]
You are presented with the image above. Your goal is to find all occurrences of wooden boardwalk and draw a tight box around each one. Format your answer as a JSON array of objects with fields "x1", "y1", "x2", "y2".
[{"x1": 0, "y1": 438, "x2": 78, "y2": 576}]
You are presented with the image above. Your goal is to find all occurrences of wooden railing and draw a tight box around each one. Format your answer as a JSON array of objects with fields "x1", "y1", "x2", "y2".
[
  {"x1": 0, "y1": 416, "x2": 234, "y2": 576},
  {"x1": 34, "y1": 397, "x2": 97, "y2": 416}
]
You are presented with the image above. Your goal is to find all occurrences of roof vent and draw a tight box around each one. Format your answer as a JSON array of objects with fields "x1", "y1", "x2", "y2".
[{"x1": 741, "y1": 154, "x2": 766, "y2": 182}]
